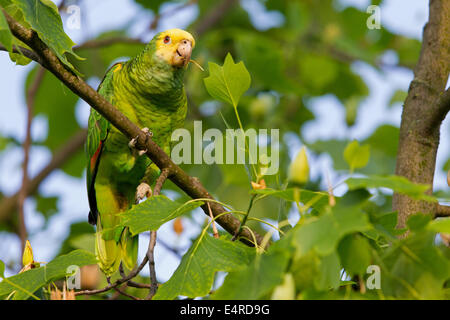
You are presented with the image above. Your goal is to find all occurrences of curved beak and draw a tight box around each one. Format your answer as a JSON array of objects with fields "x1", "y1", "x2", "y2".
[{"x1": 173, "y1": 39, "x2": 192, "y2": 67}]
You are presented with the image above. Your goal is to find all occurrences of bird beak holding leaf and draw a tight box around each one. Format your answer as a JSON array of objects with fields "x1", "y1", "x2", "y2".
[{"x1": 173, "y1": 39, "x2": 192, "y2": 67}]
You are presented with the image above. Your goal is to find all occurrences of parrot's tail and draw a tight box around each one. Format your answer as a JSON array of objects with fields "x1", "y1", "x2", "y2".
[
  {"x1": 120, "y1": 227, "x2": 139, "y2": 271},
  {"x1": 95, "y1": 222, "x2": 138, "y2": 276},
  {"x1": 95, "y1": 223, "x2": 121, "y2": 276}
]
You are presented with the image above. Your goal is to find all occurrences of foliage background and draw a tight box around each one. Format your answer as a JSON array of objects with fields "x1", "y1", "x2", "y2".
[{"x1": 0, "y1": 0, "x2": 449, "y2": 299}]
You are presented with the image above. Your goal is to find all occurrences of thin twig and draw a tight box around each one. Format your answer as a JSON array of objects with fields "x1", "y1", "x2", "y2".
[
  {"x1": 107, "y1": 278, "x2": 141, "y2": 300},
  {"x1": 75, "y1": 253, "x2": 149, "y2": 296},
  {"x1": 157, "y1": 238, "x2": 183, "y2": 258},
  {"x1": 145, "y1": 231, "x2": 158, "y2": 299},
  {"x1": 145, "y1": 168, "x2": 170, "y2": 300},
  {"x1": 17, "y1": 66, "x2": 45, "y2": 252},
  {"x1": 232, "y1": 194, "x2": 256, "y2": 241}
]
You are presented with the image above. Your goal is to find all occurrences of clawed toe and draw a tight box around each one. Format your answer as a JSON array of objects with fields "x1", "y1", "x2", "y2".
[{"x1": 135, "y1": 182, "x2": 152, "y2": 203}]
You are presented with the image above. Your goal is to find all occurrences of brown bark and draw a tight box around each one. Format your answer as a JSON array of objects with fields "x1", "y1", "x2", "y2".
[{"x1": 393, "y1": 0, "x2": 450, "y2": 228}]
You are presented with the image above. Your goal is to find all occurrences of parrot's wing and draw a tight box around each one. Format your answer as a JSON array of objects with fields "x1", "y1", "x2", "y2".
[{"x1": 86, "y1": 62, "x2": 124, "y2": 225}]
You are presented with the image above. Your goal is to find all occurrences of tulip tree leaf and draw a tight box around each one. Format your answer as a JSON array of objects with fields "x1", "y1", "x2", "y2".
[
  {"x1": 11, "y1": 0, "x2": 83, "y2": 74},
  {"x1": 154, "y1": 233, "x2": 255, "y2": 300},
  {"x1": 346, "y1": 175, "x2": 435, "y2": 202},
  {"x1": 204, "y1": 53, "x2": 251, "y2": 108},
  {"x1": 0, "y1": 250, "x2": 97, "y2": 300},
  {"x1": 121, "y1": 195, "x2": 204, "y2": 235},
  {"x1": 344, "y1": 140, "x2": 370, "y2": 171}
]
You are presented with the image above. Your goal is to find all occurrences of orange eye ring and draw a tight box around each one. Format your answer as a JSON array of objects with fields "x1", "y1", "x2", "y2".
[{"x1": 163, "y1": 36, "x2": 171, "y2": 44}]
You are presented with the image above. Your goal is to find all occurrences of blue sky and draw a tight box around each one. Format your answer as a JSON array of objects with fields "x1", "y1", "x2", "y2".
[{"x1": 0, "y1": 0, "x2": 448, "y2": 281}]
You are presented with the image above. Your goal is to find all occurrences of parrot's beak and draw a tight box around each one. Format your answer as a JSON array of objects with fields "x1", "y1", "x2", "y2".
[{"x1": 173, "y1": 39, "x2": 192, "y2": 68}]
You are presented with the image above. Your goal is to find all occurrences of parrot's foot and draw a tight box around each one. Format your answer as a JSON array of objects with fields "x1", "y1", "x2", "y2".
[
  {"x1": 135, "y1": 182, "x2": 152, "y2": 203},
  {"x1": 128, "y1": 127, "x2": 153, "y2": 156}
]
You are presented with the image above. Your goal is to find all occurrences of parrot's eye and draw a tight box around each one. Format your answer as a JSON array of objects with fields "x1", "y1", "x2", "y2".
[{"x1": 163, "y1": 36, "x2": 171, "y2": 44}]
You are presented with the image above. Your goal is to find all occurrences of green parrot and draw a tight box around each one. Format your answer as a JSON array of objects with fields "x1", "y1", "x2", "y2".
[{"x1": 86, "y1": 29, "x2": 195, "y2": 276}]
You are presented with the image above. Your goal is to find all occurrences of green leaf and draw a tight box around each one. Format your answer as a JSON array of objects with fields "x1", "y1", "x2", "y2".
[
  {"x1": 121, "y1": 195, "x2": 204, "y2": 235},
  {"x1": 346, "y1": 175, "x2": 435, "y2": 202},
  {"x1": 343, "y1": 140, "x2": 370, "y2": 171},
  {"x1": 406, "y1": 213, "x2": 432, "y2": 232},
  {"x1": 69, "y1": 233, "x2": 95, "y2": 253},
  {"x1": 338, "y1": 234, "x2": 372, "y2": 277},
  {"x1": 0, "y1": 250, "x2": 96, "y2": 300},
  {"x1": 381, "y1": 232, "x2": 450, "y2": 299},
  {"x1": 204, "y1": 53, "x2": 251, "y2": 107},
  {"x1": 0, "y1": 260, "x2": 4, "y2": 278},
  {"x1": 154, "y1": 234, "x2": 254, "y2": 300},
  {"x1": 212, "y1": 248, "x2": 290, "y2": 300},
  {"x1": 293, "y1": 204, "x2": 371, "y2": 257},
  {"x1": 428, "y1": 218, "x2": 450, "y2": 234},
  {"x1": 0, "y1": 9, "x2": 13, "y2": 52},
  {"x1": 11, "y1": 0, "x2": 83, "y2": 74},
  {"x1": 314, "y1": 251, "x2": 341, "y2": 291}
]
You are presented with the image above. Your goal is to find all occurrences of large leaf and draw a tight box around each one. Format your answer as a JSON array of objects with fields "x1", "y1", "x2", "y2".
[
  {"x1": 380, "y1": 232, "x2": 450, "y2": 299},
  {"x1": 338, "y1": 234, "x2": 372, "y2": 277},
  {"x1": 0, "y1": 9, "x2": 13, "y2": 51},
  {"x1": 293, "y1": 203, "x2": 371, "y2": 257},
  {"x1": 428, "y1": 218, "x2": 450, "y2": 234},
  {"x1": 204, "y1": 53, "x2": 251, "y2": 108},
  {"x1": 121, "y1": 195, "x2": 204, "y2": 235},
  {"x1": 343, "y1": 140, "x2": 370, "y2": 171},
  {"x1": 154, "y1": 233, "x2": 254, "y2": 300},
  {"x1": 0, "y1": 250, "x2": 96, "y2": 300},
  {"x1": 12, "y1": 0, "x2": 83, "y2": 74},
  {"x1": 211, "y1": 248, "x2": 290, "y2": 300},
  {"x1": 346, "y1": 175, "x2": 435, "y2": 202}
]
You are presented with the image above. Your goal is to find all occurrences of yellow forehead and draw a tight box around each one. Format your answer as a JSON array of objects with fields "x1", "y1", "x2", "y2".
[{"x1": 157, "y1": 29, "x2": 195, "y2": 48}]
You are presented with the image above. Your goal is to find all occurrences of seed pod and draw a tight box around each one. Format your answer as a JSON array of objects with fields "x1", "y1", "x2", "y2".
[
  {"x1": 288, "y1": 146, "x2": 309, "y2": 186},
  {"x1": 22, "y1": 240, "x2": 34, "y2": 267}
]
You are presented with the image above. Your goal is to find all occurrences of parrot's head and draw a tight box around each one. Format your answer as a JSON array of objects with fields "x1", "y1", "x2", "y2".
[{"x1": 153, "y1": 29, "x2": 195, "y2": 68}]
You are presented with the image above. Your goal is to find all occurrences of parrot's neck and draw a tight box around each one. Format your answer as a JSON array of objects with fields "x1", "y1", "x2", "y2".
[{"x1": 121, "y1": 46, "x2": 186, "y2": 111}]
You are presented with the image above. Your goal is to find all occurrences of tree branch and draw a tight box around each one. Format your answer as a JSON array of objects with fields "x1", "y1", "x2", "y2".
[
  {"x1": 436, "y1": 204, "x2": 450, "y2": 218},
  {"x1": 1, "y1": 9, "x2": 263, "y2": 246},
  {"x1": 426, "y1": 88, "x2": 450, "y2": 133}
]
